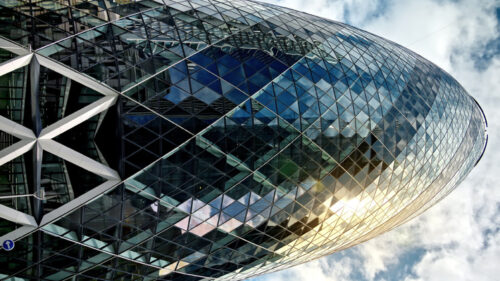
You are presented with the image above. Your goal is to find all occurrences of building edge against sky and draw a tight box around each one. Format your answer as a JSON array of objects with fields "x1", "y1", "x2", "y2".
[{"x1": 0, "y1": 0, "x2": 487, "y2": 280}]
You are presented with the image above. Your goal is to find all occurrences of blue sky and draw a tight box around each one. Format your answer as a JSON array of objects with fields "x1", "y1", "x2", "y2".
[{"x1": 249, "y1": 0, "x2": 500, "y2": 280}]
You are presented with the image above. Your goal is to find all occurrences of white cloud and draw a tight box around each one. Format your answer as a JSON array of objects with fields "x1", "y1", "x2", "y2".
[
  {"x1": 254, "y1": 0, "x2": 500, "y2": 280},
  {"x1": 404, "y1": 227, "x2": 500, "y2": 281},
  {"x1": 252, "y1": 256, "x2": 358, "y2": 281},
  {"x1": 263, "y1": 0, "x2": 384, "y2": 25}
]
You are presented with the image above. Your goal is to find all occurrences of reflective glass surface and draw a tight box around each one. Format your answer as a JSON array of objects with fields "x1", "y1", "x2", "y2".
[{"x1": 0, "y1": 0, "x2": 487, "y2": 280}]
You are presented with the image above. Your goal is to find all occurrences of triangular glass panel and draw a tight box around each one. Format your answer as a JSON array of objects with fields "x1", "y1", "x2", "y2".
[
  {"x1": 119, "y1": 97, "x2": 192, "y2": 178},
  {"x1": 38, "y1": 66, "x2": 104, "y2": 128},
  {"x1": 0, "y1": 154, "x2": 31, "y2": 215},
  {"x1": 0, "y1": 218, "x2": 23, "y2": 237},
  {"x1": 54, "y1": 113, "x2": 109, "y2": 166},
  {"x1": 0, "y1": 63, "x2": 29, "y2": 127},
  {"x1": 41, "y1": 150, "x2": 106, "y2": 213}
]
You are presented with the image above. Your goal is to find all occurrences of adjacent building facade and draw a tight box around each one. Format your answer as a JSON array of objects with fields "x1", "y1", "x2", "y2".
[{"x1": 0, "y1": 0, "x2": 487, "y2": 280}]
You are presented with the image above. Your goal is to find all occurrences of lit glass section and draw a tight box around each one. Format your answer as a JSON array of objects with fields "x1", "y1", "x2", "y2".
[{"x1": 0, "y1": 0, "x2": 487, "y2": 280}]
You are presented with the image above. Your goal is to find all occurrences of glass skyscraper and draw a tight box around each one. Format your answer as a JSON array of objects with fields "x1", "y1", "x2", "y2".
[{"x1": 0, "y1": 0, "x2": 487, "y2": 280}]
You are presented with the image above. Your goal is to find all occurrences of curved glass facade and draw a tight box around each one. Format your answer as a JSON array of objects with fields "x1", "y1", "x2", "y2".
[{"x1": 0, "y1": 0, "x2": 486, "y2": 280}]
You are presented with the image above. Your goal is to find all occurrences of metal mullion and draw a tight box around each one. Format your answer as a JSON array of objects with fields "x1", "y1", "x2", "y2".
[
  {"x1": 138, "y1": 11, "x2": 154, "y2": 53},
  {"x1": 122, "y1": 107, "x2": 173, "y2": 139},
  {"x1": 78, "y1": 205, "x2": 122, "y2": 230},
  {"x1": 70, "y1": 222, "x2": 156, "y2": 278},
  {"x1": 1, "y1": 230, "x2": 39, "y2": 279},
  {"x1": 132, "y1": 14, "x2": 169, "y2": 148},
  {"x1": 106, "y1": 22, "x2": 141, "y2": 92},
  {"x1": 0, "y1": 53, "x2": 33, "y2": 78},
  {"x1": 40, "y1": 226, "x2": 213, "y2": 280},
  {"x1": 0, "y1": 36, "x2": 31, "y2": 55},
  {"x1": 117, "y1": 12, "x2": 299, "y2": 95},
  {"x1": 114, "y1": 46, "x2": 312, "y2": 196},
  {"x1": 25, "y1": 59, "x2": 45, "y2": 244},
  {"x1": 76, "y1": 44, "x2": 118, "y2": 72},
  {"x1": 185, "y1": 41, "x2": 368, "y2": 205},
  {"x1": 27, "y1": 0, "x2": 35, "y2": 50},
  {"x1": 338, "y1": 107, "x2": 479, "y2": 249},
  {"x1": 75, "y1": 200, "x2": 85, "y2": 272},
  {"x1": 86, "y1": 24, "x2": 125, "y2": 85},
  {"x1": 34, "y1": 243, "x2": 91, "y2": 275},
  {"x1": 134, "y1": 14, "x2": 168, "y2": 154},
  {"x1": 63, "y1": 0, "x2": 81, "y2": 70},
  {"x1": 313, "y1": 41, "x2": 405, "y2": 168},
  {"x1": 35, "y1": 54, "x2": 118, "y2": 96},
  {"x1": 58, "y1": 248, "x2": 115, "y2": 278},
  {"x1": 115, "y1": 54, "x2": 282, "y2": 142},
  {"x1": 123, "y1": 136, "x2": 164, "y2": 161},
  {"x1": 62, "y1": 255, "x2": 113, "y2": 281},
  {"x1": 118, "y1": 95, "x2": 126, "y2": 177},
  {"x1": 119, "y1": 89, "x2": 194, "y2": 131},
  {"x1": 6, "y1": 185, "x2": 123, "y2": 238},
  {"x1": 124, "y1": 148, "x2": 294, "y2": 256},
  {"x1": 237, "y1": 102, "x2": 364, "y2": 195},
  {"x1": 152, "y1": 165, "x2": 225, "y2": 199},
  {"x1": 142, "y1": 194, "x2": 161, "y2": 266},
  {"x1": 111, "y1": 184, "x2": 126, "y2": 280},
  {"x1": 36, "y1": 5, "x2": 164, "y2": 51}
]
